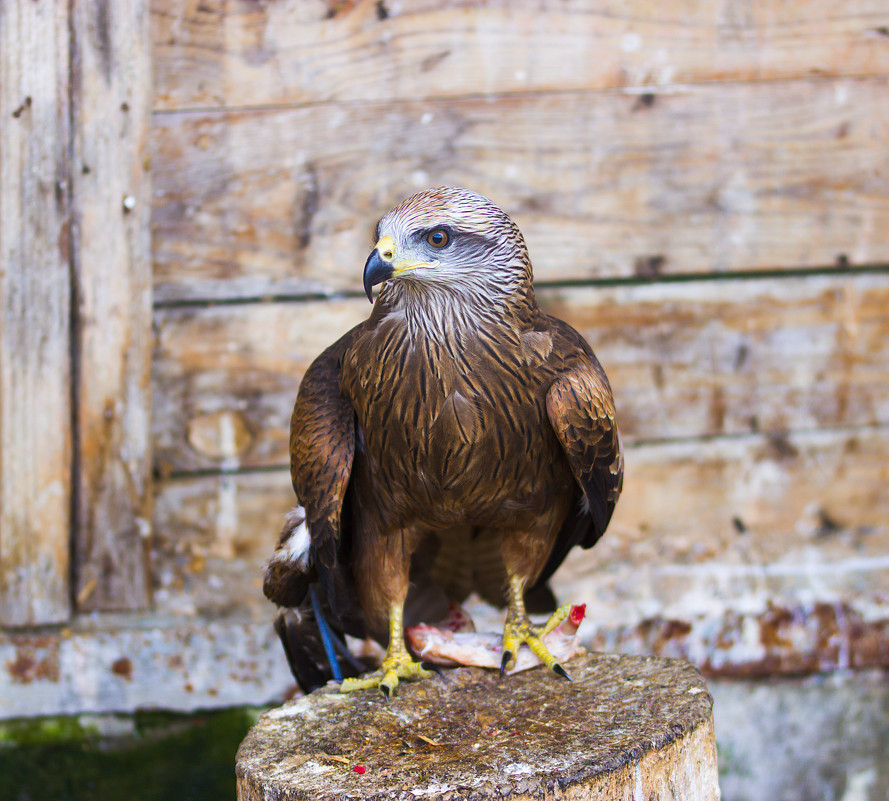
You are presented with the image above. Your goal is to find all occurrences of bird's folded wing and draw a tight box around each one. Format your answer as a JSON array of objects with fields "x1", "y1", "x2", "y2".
[
  {"x1": 546, "y1": 363, "x2": 624, "y2": 543},
  {"x1": 289, "y1": 327, "x2": 361, "y2": 569}
]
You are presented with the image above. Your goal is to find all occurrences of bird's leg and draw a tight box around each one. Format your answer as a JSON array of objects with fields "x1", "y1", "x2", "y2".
[
  {"x1": 341, "y1": 524, "x2": 440, "y2": 696},
  {"x1": 340, "y1": 601, "x2": 437, "y2": 696},
  {"x1": 501, "y1": 573, "x2": 573, "y2": 679}
]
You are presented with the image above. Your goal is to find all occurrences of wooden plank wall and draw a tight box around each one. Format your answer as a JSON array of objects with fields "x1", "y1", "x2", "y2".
[
  {"x1": 70, "y1": 1, "x2": 154, "y2": 613},
  {"x1": 0, "y1": 3, "x2": 72, "y2": 626},
  {"x1": 0, "y1": 1, "x2": 153, "y2": 627},
  {"x1": 149, "y1": 0, "x2": 889, "y2": 673}
]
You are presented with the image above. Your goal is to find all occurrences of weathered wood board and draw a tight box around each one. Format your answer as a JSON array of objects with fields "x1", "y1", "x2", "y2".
[
  {"x1": 152, "y1": 470, "x2": 287, "y2": 619},
  {"x1": 151, "y1": 78, "x2": 889, "y2": 301},
  {"x1": 557, "y1": 425, "x2": 889, "y2": 630},
  {"x1": 152, "y1": 273, "x2": 889, "y2": 474},
  {"x1": 152, "y1": 297, "x2": 367, "y2": 475},
  {"x1": 152, "y1": 426, "x2": 889, "y2": 671},
  {"x1": 151, "y1": 0, "x2": 889, "y2": 110},
  {"x1": 0, "y1": 2, "x2": 72, "y2": 626},
  {"x1": 70, "y1": 1, "x2": 154, "y2": 613},
  {"x1": 150, "y1": 457, "x2": 889, "y2": 679}
]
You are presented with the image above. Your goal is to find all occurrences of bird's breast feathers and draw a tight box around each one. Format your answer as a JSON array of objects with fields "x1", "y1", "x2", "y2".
[{"x1": 340, "y1": 318, "x2": 574, "y2": 523}]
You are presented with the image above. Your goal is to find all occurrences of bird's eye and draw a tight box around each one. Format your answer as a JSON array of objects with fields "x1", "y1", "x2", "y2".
[{"x1": 426, "y1": 229, "x2": 450, "y2": 248}]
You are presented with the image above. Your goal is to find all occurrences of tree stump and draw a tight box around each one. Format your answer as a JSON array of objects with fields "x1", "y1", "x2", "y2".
[{"x1": 236, "y1": 653, "x2": 720, "y2": 800}]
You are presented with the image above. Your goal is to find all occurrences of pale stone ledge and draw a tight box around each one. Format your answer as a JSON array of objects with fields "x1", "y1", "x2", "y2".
[{"x1": 0, "y1": 614, "x2": 292, "y2": 719}]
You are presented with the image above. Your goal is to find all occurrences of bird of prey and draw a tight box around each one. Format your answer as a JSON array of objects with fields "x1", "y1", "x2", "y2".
[{"x1": 264, "y1": 187, "x2": 623, "y2": 696}]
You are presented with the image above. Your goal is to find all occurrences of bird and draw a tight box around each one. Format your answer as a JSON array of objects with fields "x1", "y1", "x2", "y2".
[{"x1": 263, "y1": 186, "x2": 623, "y2": 696}]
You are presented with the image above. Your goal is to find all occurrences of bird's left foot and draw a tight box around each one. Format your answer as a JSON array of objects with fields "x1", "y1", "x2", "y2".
[
  {"x1": 339, "y1": 651, "x2": 439, "y2": 698},
  {"x1": 500, "y1": 603, "x2": 574, "y2": 679}
]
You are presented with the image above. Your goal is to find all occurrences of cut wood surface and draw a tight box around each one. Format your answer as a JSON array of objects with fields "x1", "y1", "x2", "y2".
[
  {"x1": 151, "y1": 78, "x2": 889, "y2": 301},
  {"x1": 0, "y1": 3, "x2": 72, "y2": 626},
  {"x1": 236, "y1": 654, "x2": 719, "y2": 801},
  {"x1": 152, "y1": 273, "x2": 889, "y2": 474},
  {"x1": 152, "y1": 426, "x2": 889, "y2": 625},
  {"x1": 70, "y1": 1, "x2": 154, "y2": 613},
  {"x1": 151, "y1": 0, "x2": 889, "y2": 110}
]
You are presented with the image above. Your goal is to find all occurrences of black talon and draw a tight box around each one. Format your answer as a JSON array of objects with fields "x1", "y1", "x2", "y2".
[
  {"x1": 380, "y1": 684, "x2": 391, "y2": 700},
  {"x1": 500, "y1": 650, "x2": 513, "y2": 678},
  {"x1": 421, "y1": 662, "x2": 445, "y2": 678},
  {"x1": 552, "y1": 663, "x2": 572, "y2": 681}
]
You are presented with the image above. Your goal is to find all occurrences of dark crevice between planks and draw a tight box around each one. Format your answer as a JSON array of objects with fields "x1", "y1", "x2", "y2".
[
  {"x1": 155, "y1": 420, "x2": 889, "y2": 482},
  {"x1": 154, "y1": 463, "x2": 290, "y2": 482},
  {"x1": 66, "y1": 0, "x2": 82, "y2": 617},
  {"x1": 153, "y1": 290, "x2": 357, "y2": 310},
  {"x1": 151, "y1": 262, "x2": 889, "y2": 311}
]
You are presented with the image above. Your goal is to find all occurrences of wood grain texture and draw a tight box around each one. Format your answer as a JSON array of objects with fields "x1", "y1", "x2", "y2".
[
  {"x1": 152, "y1": 470, "x2": 293, "y2": 619},
  {"x1": 152, "y1": 274, "x2": 889, "y2": 474},
  {"x1": 151, "y1": 78, "x2": 889, "y2": 302},
  {"x1": 236, "y1": 655, "x2": 718, "y2": 801},
  {"x1": 558, "y1": 425, "x2": 889, "y2": 675},
  {"x1": 542, "y1": 274, "x2": 889, "y2": 442},
  {"x1": 0, "y1": 2, "x2": 72, "y2": 626},
  {"x1": 152, "y1": 298, "x2": 368, "y2": 475},
  {"x1": 151, "y1": 0, "x2": 889, "y2": 110},
  {"x1": 152, "y1": 426, "x2": 889, "y2": 624},
  {"x1": 70, "y1": 1, "x2": 154, "y2": 612}
]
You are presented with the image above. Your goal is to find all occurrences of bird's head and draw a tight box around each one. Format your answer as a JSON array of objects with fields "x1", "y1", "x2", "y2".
[{"x1": 363, "y1": 187, "x2": 533, "y2": 306}]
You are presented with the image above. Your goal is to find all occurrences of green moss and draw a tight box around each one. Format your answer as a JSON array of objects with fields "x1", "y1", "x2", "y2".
[
  {"x1": 0, "y1": 716, "x2": 102, "y2": 746},
  {"x1": 715, "y1": 739, "x2": 750, "y2": 779},
  {"x1": 0, "y1": 708, "x2": 264, "y2": 801}
]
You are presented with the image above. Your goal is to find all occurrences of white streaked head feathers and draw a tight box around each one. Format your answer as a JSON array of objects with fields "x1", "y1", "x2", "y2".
[
  {"x1": 372, "y1": 187, "x2": 536, "y2": 340},
  {"x1": 375, "y1": 186, "x2": 532, "y2": 302}
]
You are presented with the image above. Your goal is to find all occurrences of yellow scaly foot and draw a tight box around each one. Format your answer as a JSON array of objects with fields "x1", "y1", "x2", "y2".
[
  {"x1": 501, "y1": 575, "x2": 573, "y2": 679},
  {"x1": 340, "y1": 651, "x2": 438, "y2": 698},
  {"x1": 339, "y1": 602, "x2": 439, "y2": 698}
]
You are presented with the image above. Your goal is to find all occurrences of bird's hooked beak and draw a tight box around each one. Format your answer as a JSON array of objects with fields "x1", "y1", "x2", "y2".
[
  {"x1": 363, "y1": 236, "x2": 395, "y2": 302},
  {"x1": 362, "y1": 235, "x2": 439, "y2": 302}
]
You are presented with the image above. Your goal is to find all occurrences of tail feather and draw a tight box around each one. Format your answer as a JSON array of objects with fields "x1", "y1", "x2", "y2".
[
  {"x1": 264, "y1": 508, "x2": 312, "y2": 608},
  {"x1": 274, "y1": 597, "x2": 369, "y2": 694}
]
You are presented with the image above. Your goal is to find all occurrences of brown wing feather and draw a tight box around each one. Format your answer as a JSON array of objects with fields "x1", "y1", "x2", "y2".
[
  {"x1": 546, "y1": 361, "x2": 623, "y2": 544},
  {"x1": 264, "y1": 325, "x2": 363, "y2": 612},
  {"x1": 290, "y1": 325, "x2": 363, "y2": 570}
]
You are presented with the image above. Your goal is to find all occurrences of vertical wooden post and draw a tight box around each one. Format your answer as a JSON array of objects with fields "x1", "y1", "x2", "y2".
[
  {"x1": 69, "y1": 0, "x2": 153, "y2": 612},
  {"x1": 0, "y1": 2, "x2": 73, "y2": 626}
]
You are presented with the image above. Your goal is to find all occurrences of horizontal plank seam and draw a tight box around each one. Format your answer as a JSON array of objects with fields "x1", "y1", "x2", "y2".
[
  {"x1": 658, "y1": 554, "x2": 889, "y2": 577},
  {"x1": 155, "y1": 421, "x2": 889, "y2": 482},
  {"x1": 0, "y1": 612, "x2": 270, "y2": 638},
  {"x1": 154, "y1": 291, "x2": 357, "y2": 310},
  {"x1": 150, "y1": 71, "x2": 889, "y2": 117},
  {"x1": 152, "y1": 263, "x2": 889, "y2": 310},
  {"x1": 604, "y1": 420, "x2": 889, "y2": 451}
]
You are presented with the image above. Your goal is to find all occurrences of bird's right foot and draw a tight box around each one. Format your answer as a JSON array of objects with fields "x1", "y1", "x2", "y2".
[
  {"x1": 339, "y1": 651, "x2": 439, "y2": 698},
  {"x1": 500, "y1": 603, "x2": 575, "y2": 679}
]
